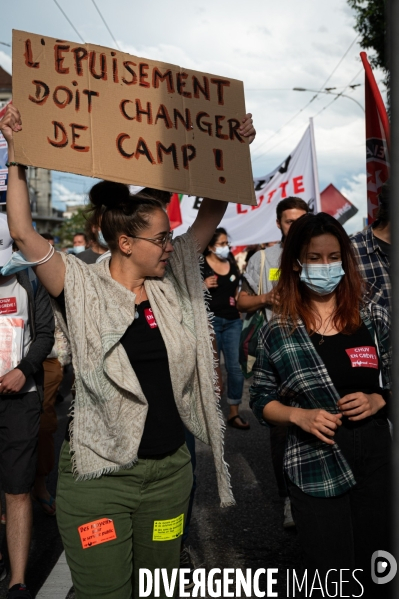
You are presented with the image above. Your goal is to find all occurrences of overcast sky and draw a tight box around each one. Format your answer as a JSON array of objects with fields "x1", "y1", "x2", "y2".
[{"x1": 0, "y1": 0, "x2": 387, "y2": 233}]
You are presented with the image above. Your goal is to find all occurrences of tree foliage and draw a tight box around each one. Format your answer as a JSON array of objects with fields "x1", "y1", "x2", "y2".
[
  {"x1": 347, "y1": 0, "x2": 387, "y2": 71},
  {"x1": 55, "y1": 207, "x2": 87, "y2": 248}
]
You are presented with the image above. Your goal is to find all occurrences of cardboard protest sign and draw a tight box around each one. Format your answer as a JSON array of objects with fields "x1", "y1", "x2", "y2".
[{"x1": 12, "y1": 30, "x2": 256, "y2": 205}]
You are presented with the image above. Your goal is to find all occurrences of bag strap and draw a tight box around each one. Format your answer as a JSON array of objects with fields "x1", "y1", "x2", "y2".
[{"x1": 258, "y1": 250, "x2": 266, "y2": 296}]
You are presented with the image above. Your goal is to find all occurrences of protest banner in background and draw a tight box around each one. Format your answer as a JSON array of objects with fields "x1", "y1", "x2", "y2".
[
  {"x1": 320, "y1": 184, "x2": 358, "y2": 226},
  {"x1": 0, "y1": 102, "x2": 10, "y2": 205},
  {"x1": 12, "y1": 30, "x2": 256, "y2": 206},
  {"x1": 360, "y1": 52, "x2": 390, "y2": 224},
  {"x1": 173, "y1": 121, "x2": 320, "y2": 245}
]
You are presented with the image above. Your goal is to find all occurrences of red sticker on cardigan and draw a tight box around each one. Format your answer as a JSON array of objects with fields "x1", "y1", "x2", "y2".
[
  {"x1": 345, "y1": 346, "x2": 378, "y2": 369},
  {"x1": 78, "y1": 518, "x2": 117, "y2": 549},
  {"x1": 0, "y1": 297, "x2": 17, "y2": 315},
  {"x1": 144, "y1": 308, "x2": 158, "y2": 329}
]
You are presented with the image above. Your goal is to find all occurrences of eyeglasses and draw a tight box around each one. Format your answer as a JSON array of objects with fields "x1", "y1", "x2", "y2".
[
  {"x1": 130, "y1": 230, "x2": 174, "y2": 250},
  {"x1": 214, "y1": 241, "x2": 229, "y2": 247}
]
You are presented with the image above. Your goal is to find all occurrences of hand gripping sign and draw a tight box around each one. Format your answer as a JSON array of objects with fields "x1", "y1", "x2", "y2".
[{"x1": 11, "y1": 30, "x2": 256, "y2": 206}]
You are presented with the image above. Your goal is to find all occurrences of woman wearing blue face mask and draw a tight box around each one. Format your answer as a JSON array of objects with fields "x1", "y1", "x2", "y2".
[
  {"x1": 203, "y1": 228, "x2": 249, "y2": 429},
  {"x1": 250, "y1": 213, "x2": 392, "y2": 598}
]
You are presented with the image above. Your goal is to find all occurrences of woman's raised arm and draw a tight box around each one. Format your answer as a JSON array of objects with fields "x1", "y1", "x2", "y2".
[
  {"x1": 191, "y1": 114, "x2": 256, "y2": 253},
  {"x1": 0, "y1": 105, "x2": 65, "y2": 297}
]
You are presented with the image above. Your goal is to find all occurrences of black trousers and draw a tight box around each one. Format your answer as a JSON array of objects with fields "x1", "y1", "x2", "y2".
[
  {"x1": 270, "y1": 425, "x2": 288, "y2": 498},
  {"x1": 288, "y1": 415, "x2": 392, "y2": 599}
]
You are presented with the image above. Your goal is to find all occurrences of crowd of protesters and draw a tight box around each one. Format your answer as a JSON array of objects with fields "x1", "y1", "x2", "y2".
[{"x1": 0, "y1": 100, "x2": 393, "y2": 599}]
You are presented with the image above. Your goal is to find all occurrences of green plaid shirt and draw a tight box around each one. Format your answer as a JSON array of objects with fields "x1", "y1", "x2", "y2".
[{"x1": 249, "y1": 302, "x2": 391, "y2": 497}]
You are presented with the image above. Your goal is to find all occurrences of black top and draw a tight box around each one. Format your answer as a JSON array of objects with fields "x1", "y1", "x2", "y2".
[
  {"x1": 76, "y1": 248, "x2": 102, "y2": 265},
  {"x1": 120, "y1": 300, "x2": 185, "y2": 457},
  {"x1": 376, "y1": 237, "x2": 391, "y2": 275},
  {"x1": 310, "y1": 322, "x2": 386, "y2": 415},
  {"x1": 201, "y1": 258, "x2": 240, "y2": 320},
  {"x1": 57, "y1": 292, "x2": 185, "y2": 456}
]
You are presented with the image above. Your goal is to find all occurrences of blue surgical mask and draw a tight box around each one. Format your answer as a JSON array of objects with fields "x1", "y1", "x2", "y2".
[
  {"x1": 97, "y1": 230, "x2": 108, "y2": 248},
  {"x1": 1, "y1": 245, "x2": 55, "y2": 276},
  {"x1": 298, "y1": 260, "x2": 345, "y2": 295},
  {"x1": 73, "y1": 245, "x2": 86, "y2": 254},
  {"x1": 1, "y1": 251, "x2": 42, "y2": 276},
  {"x1": 213, "y1": 246, "x2": 230, "y2": 259}
]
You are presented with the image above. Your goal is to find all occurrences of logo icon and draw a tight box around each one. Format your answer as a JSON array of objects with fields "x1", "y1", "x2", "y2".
[{"x1": 371, "y1": 550, "x2": 397, "y2": 585}]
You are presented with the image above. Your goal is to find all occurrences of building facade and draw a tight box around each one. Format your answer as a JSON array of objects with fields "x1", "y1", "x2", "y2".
[{"x1": 0, "y1": 66, "x2": 64, "y2": 233}]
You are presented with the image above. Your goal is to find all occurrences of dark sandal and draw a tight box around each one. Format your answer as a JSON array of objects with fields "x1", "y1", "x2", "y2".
[
  {"x1": 227, "y1": 415, "x2": 250, "y2": 430},
  {"x1": 31, "y1": 493, "x2": 56, "y2": 516}
]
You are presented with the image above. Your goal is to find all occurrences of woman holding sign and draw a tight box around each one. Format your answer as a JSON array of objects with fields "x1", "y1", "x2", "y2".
[
  {"x1": 0, "y1": 104, "x2": 255, "y2": 599},
  {"x1": 250, "y1": 213, "x2": 392, "y2": 597}
]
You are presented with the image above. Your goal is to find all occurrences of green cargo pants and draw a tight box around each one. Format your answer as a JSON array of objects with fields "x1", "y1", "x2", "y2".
[{"x1": 56, "y1": 441, "x2": 193, "y2": 599}]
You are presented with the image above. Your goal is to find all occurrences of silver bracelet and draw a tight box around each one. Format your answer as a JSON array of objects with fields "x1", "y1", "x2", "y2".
[{"x1": 35, "y1": 243, "x2": 55, "y2": 265}]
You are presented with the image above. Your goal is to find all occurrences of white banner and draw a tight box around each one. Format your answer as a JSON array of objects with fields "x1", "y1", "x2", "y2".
[{"x1": 174, "y1": 121, "x2": 320, "y2": 245}]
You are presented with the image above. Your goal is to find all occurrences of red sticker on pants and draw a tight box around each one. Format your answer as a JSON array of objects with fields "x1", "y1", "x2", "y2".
[
  {"x1": 144, "y1": 308, "x2": 158, "y2": 328},
  {"x1": 78, "y1": 518, "x2": 117, "y2": 549},
  {"x1": 0, "y1": 297, "x2": 17, "y2": 315},
  {"x1": 345, "y1": 346, "x2": 378, "y2": 369}
]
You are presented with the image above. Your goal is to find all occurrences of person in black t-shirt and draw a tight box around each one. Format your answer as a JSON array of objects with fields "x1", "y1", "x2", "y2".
[
  {"x1": 75, "y1": 220, "x2": 109, "y2": 265},
  {"x1": 1, "y1": 104, "x2": 257, "y2": 599},
  {"x1": 250, "y1": 213, "x2": 392, "y2": 598},
  {"x1": 203, "y1": 228, "x2": 249, "y2": 430}
]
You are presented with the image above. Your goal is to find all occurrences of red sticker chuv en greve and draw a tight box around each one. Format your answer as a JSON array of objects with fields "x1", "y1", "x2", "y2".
[
  {"x1": 78, "y1": 518, "x2": 117, "y2": 549},
  {"x1": 144, "y1": 308, "x2": 158, "y2": 329},
  {"x1": 0, "y1": 297, "x2": 17, "y2": 315},
  {"x1": 345, "y1": 346, "x2": 378, "y2": 369}
]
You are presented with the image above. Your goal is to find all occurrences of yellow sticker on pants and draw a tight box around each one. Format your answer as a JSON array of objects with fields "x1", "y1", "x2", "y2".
[
  {"x1": 269, "y1": 268, "x2": 280, "y2": 281},
  {"x1": 152, "y1": 514, "x2": 184, "y2": 541}
]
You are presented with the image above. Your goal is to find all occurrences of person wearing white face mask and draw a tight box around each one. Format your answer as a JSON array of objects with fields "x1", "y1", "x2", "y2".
[
  {"x1": 203, "y1": 228, "x2": 249, "y2": 429},
  {"x1": 76, "y1": 223, "x2": 109, "y2": 265},
  {"x1": 250, "y1": 213, "x2": 392, "y2": 598}
]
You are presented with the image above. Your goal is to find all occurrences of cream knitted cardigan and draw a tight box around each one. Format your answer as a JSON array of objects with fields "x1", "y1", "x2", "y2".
[{"x1": 55, "y1": 229, "x2": 234, "y2": 507}]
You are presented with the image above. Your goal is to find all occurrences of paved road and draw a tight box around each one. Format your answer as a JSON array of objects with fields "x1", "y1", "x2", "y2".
[
  {"x1": 182, "y1": 376, "x2": 300, "y2": 597},
  {"x1": 0, "y1": 373, "x2": 302, "y2": 598}
]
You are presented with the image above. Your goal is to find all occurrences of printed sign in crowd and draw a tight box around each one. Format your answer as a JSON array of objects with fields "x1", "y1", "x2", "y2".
[
  {"x1": 0, "y1": 102, "x2": 9, "y2": 204},
  {"x1": 12, "y1": 30, "x2": 256, "y2": 206}
]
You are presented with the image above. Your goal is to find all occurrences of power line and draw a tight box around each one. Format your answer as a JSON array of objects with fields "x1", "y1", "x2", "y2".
[
  {"x1": 0, "y1": 41, "x2": 11, "y2": 48},
  {"x1": 52, "y1": 0, "x2": 85, "y2": 43},
  {"x1": 90, "y1": 0, "x2": 121, "y2": 50},
  {"x1": 251, "y1": 68, "x2": 364, "y2": 165},
  {"x1": 318, "y1": 34, "x2": 360, "y2": 90},
  {"x1": 246, "y1": 88, "x2": 296, "y2": 91},
  {"x1": 246, "y1": 83, "x2": 362, "y2": 92},
  {"x1": 251, "y1": 34, "x2": 361, "y2": 160},
  {"x1": 252, "y1": 122, "x2": 307, "y2": 162},
  {"x1": 251, "y1": 94, "x2": 319, "y2": 159},
  {"x1": 312, "y1": 68, "x2": 363, "y2": 119}
]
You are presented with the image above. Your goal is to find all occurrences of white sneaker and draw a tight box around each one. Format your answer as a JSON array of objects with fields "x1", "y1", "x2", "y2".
[
  {"x1": 180, "y1": 546, "x2": 195, "y2": 590},
  {"x1": 283, "y1": 497, "x2": 295, "y2": 528}
]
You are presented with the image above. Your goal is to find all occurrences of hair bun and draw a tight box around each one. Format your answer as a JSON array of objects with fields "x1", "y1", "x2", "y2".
[{"x1": 89, "y1": 180, "x2": 130, "y2": 209}]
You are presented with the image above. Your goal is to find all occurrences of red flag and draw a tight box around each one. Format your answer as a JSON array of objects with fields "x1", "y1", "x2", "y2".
[
  {"x1": 0, "y1": 100, "x2": 11, "y2": 120},
  {"x1": 167, "y1": 193, "x2": 183, "y2": 229},
  {"x1": 360, "y1": 52, "x2": 390, "y2": 224}
]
